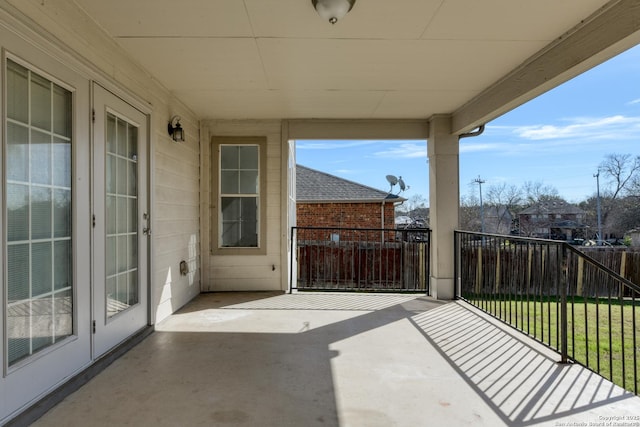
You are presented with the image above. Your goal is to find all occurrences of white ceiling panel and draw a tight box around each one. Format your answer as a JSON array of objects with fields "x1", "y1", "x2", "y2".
[
  {"x1": 174, "y1": 90, "x2": 288, "y2": 119},
  {"x1": 116, "y1": 38, "x2": 267, "y2": 91},
  {"x1": 372, "y1": 90, "x2": 479, "y2": 119},
  {"x1": 275, "y1": 90, "x2": 387, "y2": 118},
  {"x1": 245, "y1": 0, "x2": 442, "y2": 39},
  {"x1": 74, "y1": 0, "x2": 253, "y2": 37},
  {"x1": 423, "y1": 0, "x2": 610, "y2": 40},
  {"x1": 175, "y1": 89, "x2": 387, "y2": 119},
  {"x1": 258, "y1": 38, "x2": 544, "y2": 91},
  {"x1": 67, "y1": 0, "x2": 627, "y2": 125}
]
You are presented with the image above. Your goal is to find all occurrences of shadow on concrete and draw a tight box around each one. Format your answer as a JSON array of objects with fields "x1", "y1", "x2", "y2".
[
  {"x1": 33, "y1": 293, "x2": 640, "y2": 427},
  {"x1": 34, "y1": 293, "x2": 445, "y2": 426},
  {"x1": 410, "y1": 301, "x2": 639, "y2": 426}
]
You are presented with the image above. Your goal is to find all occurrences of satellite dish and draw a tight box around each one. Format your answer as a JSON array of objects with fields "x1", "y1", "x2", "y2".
[
  {"x1": 386, "y1": 174, "x2": 407, "y2": 194},
  {"x1": 386, "y1": 174, "x2": 398, "y2": 192}
]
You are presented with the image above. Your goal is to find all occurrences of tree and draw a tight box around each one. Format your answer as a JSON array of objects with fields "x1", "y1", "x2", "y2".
[
  {"x1": 461, "y1": 180, "x2": 560, "y2": 235},
  {"x1": 459, "y1": 193, "x2": 480, "y2": 231},
  {"x1": 522, "y1": 181, "x2": 561, "y2": 206},
  {"x1": 596, "y1": 153, "x2": 640, "y2": 237},
  {"x1": 628, "y1": 174, "x2": 640, "y2": 199},
  {"x1": 599, "y1": 153, "x2": 640, "y2": 200},
  {"x1": 609, "y1": 196, "x2": 640, "y2": 235},
  {"x1": 396, "y1": 194, "x2": 429, "y2": 223},
  {"x1": 578, "y1": 197, "x2": 598, "y2": 239},
  {"x1": 485, "y1": 183, "x2": 523, "y2": 234}
]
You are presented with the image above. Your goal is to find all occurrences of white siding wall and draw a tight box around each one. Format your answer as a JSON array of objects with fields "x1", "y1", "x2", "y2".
[
  {"x1": 201, "y1": 120, "x2": 284, "y2": 291},
  {"x1": 3, "y1": 0, "x2": 202, "y2": 324},
  {"x1": 152, "y1": 119, "x2": 201, "y2": 323}
]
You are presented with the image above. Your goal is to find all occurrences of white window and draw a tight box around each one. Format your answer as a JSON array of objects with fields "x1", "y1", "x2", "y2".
[
  {"x1": 5, "y1": 59, "x2": 73, "y2": 365},
  {"x1": 220, "y1": 145, "x2": 259, "y2": 247},
  {"x1": 212, "y1": 137, "x2": 266, "y2": 254}
]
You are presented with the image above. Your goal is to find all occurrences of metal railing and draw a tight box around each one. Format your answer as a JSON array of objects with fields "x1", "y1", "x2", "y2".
[
  {"x1": 455, "y1": 231, "x2": 640, "y2": 395},
  {"x1": 290, "y1": 226, "x2": 430, "y2": 293}
]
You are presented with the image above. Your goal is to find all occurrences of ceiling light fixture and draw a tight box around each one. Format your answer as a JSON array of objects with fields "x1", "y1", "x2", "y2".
[
  {"x1": 312, "y1": 0, "x2": 356, "y2": 24},
  {"x1": 167, "y1": 115, "x2": 185, "y2": 143}
]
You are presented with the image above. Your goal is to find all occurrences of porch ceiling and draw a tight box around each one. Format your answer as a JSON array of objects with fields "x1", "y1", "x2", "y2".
[{"x1": 72, "y1": 0, "x2": 637, "y2": 132}]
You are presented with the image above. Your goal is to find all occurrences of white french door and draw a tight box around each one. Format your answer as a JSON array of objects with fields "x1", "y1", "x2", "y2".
[
  {"x1": 2, "y1": 53, "x2": 148, "y2": 422},
  {"x1": 92, "y1": 84, "x2": 149, "y2": 358},
  {"x1": 2, "y1": 52, "x2": 91, "y2": 421}
]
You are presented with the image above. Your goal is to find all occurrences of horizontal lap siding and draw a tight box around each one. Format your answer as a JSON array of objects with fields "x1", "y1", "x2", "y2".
[
  {"x1": 153, "y1": 126, "x2": 201, "y2": 322},
  {"x1": 203, "y1": 120, "x2": 283, "y2": 291}
]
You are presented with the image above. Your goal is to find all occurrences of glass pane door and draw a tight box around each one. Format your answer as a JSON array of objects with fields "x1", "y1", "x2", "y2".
[
  {"x1": 105, "y1": 113, "x2": 139, "y2": 318},
  {"x1": 5, "y1": 59, "x2": 73, "y2": 366},
  {"x1": 92, "y1": 84, "x2": 148, "y2": 358}
]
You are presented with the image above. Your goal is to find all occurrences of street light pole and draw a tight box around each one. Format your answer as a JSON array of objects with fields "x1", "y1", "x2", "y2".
[
  {"x1": 594, "y1": 170, "x2": 602, "y2": 245},
  {"x1": 474, "y1": 175, "x2": 486, "y2": 233}
]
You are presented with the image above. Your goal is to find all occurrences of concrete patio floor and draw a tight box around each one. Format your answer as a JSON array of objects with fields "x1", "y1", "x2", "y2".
[{"x1": 32, "y1": 292, "x2": 640, "y2": 427}]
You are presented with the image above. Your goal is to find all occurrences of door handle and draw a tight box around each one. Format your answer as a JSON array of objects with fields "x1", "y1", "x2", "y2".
[{"x1": 143, "y1": 212, "x2": 151, "y2": 235}]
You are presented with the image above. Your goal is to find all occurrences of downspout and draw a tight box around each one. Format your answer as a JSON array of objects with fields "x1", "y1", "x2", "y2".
[
  {"x1": 454, "y1": 124, "x2": 486, "y2": 295},
  {"x1": 458, "y1": 124, "x2": 485, "y2": 140},
  {"x1": 381, "y1": 199, "x2": 385, "y2": 243},
  {"x1": 458, "y1": 124, "x2": 486, "y2": 227}
]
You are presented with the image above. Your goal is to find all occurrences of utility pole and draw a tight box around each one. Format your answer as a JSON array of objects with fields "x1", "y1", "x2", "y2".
[
  {"x1": 474, "y1": 175, "x2": 486, "y2": 233},
  {"x1": 594, "y1": 170, "x2": 602, "y2": 245}
]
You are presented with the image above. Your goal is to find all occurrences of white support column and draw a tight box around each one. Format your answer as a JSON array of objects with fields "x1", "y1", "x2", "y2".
[{"x1": 428, "y1": 115, "x2": 459, "y2": 300}]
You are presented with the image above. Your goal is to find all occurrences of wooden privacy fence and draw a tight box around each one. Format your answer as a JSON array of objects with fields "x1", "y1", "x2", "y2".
[
  {"x1": 458, "y1": 240, "x2": 640, "y2": 298},
  {"x1": 579, "y1": 247, "x2": 640, "y2": 290},
  {"x1": 290, "y1": 227, "x2": 430, "y2": 292}
]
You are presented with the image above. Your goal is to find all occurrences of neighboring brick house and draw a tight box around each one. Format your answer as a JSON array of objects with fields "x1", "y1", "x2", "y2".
[
  {"x1": 296, "y1": 165, "x2": 404, "y2": 234},
  {"x1": 517, "y1": 202, "x2": 587, "y2": 240}
]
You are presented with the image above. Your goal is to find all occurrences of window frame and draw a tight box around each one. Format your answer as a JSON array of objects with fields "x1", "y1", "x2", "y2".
[
  {"x1": 4, "y1": 57, "x2": 77, "y2": 368},
  {"x1": 210, "y1": 136, "x2": 267, "y2": 255}
]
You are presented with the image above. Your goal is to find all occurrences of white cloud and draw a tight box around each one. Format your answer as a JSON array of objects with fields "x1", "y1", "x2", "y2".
[
  {"x1": 455, "y1": 115, "x2": 640, "y2": 157},
  {"x1": 628, "y1": 98, "x2": 640, "y2": 105},
  {"x1": 333, "y1": 168, "x2": 358, "y2": 175},
  {"x1": 296, "y1": 140, "x2": 381, "y2": 150},
  {"x1": 459, "y1": 142, "x2": 509, "y2": 153},
  {"x1": 372, "y1": 142, "x2": 427, "y2": 159},
  {"x1": 513, "y1": 115, "x2": 640, "y2": 140}
]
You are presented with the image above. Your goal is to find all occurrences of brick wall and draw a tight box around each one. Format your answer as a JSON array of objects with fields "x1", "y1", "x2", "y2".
[{"x1": 297, "y1": 202, "x2": 396, "y2": 229}]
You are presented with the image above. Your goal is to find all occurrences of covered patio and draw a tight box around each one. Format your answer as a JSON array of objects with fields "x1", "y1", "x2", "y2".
[
  {"x1": 31, "y1": 292, "x2": 640, "y2": 426},
  {"x1": 2, "y1": 0, "x2": 640, "y2": 424}
]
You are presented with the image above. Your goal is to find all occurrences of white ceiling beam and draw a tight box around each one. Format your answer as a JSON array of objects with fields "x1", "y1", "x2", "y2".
[
  {"x1": 285, "y1": 119, "x2": 429, "y2": 140},
  {"x1": 452, "y1": 0, "x2": 640, "y2": 135}
]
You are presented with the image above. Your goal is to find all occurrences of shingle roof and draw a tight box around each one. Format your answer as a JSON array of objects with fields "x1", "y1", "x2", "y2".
[{"x1": 296, "y1": 165, "x2": 404, "y2": 203}]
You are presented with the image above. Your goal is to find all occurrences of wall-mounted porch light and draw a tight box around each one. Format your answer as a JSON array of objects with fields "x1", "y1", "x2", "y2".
[
  {"x1": 312, "y1": 0, "x2": 356, "y2": 24},
  {"x1": 168, "y1": 115, "x2": 185, "y2": 142}
]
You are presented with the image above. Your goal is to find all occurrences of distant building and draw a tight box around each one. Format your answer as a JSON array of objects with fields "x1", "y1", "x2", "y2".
[
  {"x1": 296, "y1": 165, "x2": 405, "y2": 230},
  {"x1": 517, "y1": 202, "x2": 587, "y2": 240},
  {"x1": 468, "y1": 206, "x2": 512, "y2": 235}
]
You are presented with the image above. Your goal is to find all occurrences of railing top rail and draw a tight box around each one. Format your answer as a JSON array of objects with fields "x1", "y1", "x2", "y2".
[
  {"x1": 565, "y1": 243, "x2": 640, "y2": 293},
  {"x1": 456, "y1": 229, "x2": 640, "y2": 293},
  {"x1": 454, "y1": 229, "x2": 563, "y2": 245},
  {"x1": 294, "y1": 226, "x2": 431, "y2": 233}
]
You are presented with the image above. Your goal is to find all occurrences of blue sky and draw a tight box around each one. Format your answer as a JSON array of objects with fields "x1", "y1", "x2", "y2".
[{"x1": 296, "y1": 44, "x2": 640, "y2": 205}]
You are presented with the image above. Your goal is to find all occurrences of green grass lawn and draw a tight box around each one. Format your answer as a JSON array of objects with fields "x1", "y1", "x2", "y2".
[{"x1": 465, "y1": 295, "x2": 640, "y2": 395}]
